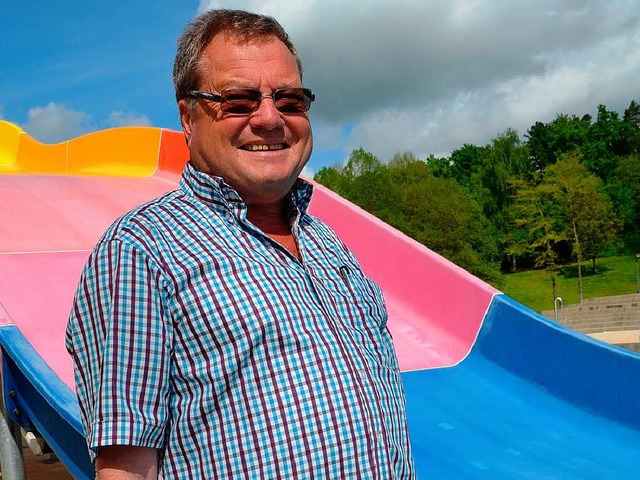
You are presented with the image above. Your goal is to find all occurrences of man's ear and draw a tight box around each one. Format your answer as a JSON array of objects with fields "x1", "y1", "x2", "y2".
[{"x1": 178, "y1": 99, "x2": 193, "y2": 145}]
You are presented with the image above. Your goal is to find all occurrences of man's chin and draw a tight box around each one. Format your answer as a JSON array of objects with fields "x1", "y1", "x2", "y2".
[{"x1": 234, "y1": 174, "x2": 300, "y2": 205}]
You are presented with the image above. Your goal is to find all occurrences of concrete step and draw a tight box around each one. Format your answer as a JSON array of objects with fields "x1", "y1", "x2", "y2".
[{"x1": 540, "y1": 293, "x2": 640, "y2": 334}]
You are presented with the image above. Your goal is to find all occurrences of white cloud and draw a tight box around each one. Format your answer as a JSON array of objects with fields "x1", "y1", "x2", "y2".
[
  {"x1": 21, "y1": 103, "x2": 90, "y2": 144},
  {"x1": 347, "y1": 18, "x2": 640, "y2": 161},
  {"x1": 20, "y1": 103, "x2": 154, "y2": 144},
  {"x1": 106, "y1": 111, "x2": 153, "y2": 128},
  {"x1": 301, "y1": 165, "x2": 314, "y2": 179},
  {"x1": 178, "y1": 1, "x2": 640, "y2": 165}
]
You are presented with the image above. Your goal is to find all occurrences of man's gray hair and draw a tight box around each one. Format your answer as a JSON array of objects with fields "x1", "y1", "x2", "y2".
[{"x1": 173, "y1": 9, "x2": 303, "y2": 102}]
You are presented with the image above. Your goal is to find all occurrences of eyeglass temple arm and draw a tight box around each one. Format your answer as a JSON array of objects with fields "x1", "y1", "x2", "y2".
[{"x1": 187, "y1": 91, "x2": 222, "y2": 102}]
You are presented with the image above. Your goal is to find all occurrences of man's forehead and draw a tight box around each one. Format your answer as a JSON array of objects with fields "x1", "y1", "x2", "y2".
[
  {"x1": 207, "y1": 32, "x2": 281, "y2": 51},
  {"x1": 198, "y1": 33, "x2": 293, "y2": 68},
  {"x1": 197, "y1": 34, "x2": 299, "y2": 82}
]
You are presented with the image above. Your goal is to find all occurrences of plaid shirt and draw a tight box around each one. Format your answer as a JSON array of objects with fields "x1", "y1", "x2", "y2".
[{"x1": 66, "y1": 163, "x2": 415, "y2": 479}]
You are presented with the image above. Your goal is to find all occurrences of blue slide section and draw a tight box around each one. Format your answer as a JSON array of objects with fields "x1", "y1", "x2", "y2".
[
  {"x1": 3, "y1": 291, "x2": 640, "y2": 479},
  {"x1": 404, "y1": 294, "x2": 640, "y2": 479},
  {"x1": 3, "y1": 295, "x2": 640, "y2": 478},
  {"x1": 0, "y1": 325, "x2": 93, "y2": 479}
]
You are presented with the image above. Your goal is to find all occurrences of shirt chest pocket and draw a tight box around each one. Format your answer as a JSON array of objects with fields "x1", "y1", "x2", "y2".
[
  {"x1": 337, "y1": 266, "x2": 388, "y2": 331},
  {"x1": 324, "y1": 265, "x2": 400, "y2": 370},
  {"x1": 305, "y1": 265, "x2": 389, "y2": 359}
]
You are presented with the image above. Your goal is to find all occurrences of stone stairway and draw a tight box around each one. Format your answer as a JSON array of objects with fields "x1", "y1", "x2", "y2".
[
  {"x1": 541, "y1": 293, "x2": 640, "y2": 350},
  {"x1": 541, "y1": 293, "x2": 640, "y2": 334}
]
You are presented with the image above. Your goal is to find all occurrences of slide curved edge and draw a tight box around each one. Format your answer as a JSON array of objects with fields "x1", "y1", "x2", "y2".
[
  {"x1": 0, "y1": 120, "x2": 167, "y2": 177},
  {"x1": 476, "y1": 293, "x2": 640, "y2": 429},
  {"x1": 0, "y1": 325, "x2": 92, "y2": 479}
]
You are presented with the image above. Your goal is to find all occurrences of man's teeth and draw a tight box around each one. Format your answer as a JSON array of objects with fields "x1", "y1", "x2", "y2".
[{"x1": 243, "y1": 144, "x2": 286, "y2": 151}]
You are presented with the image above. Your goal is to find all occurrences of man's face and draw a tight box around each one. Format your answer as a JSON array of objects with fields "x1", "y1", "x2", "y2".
[{"x1": 179, "y1": 34, "x2": 313, "y2": 205}]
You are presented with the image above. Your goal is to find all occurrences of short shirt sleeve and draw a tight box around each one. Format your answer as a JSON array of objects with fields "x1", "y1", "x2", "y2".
[{"x1": 66, "y1": 238, "x2": 173, "y2": 459}]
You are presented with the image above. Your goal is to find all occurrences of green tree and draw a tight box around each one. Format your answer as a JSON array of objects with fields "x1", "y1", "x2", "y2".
[
  {"x1": 582, "y1": 104, "x2": 634, "y2": 180},
  {"x1": 526, "y1": 114, "x2": 591, "y2": 172},
  {"x1": 442, "y1": 144, "x2": 488, "y2": 188},
  {"x1": 315, "y1": 149, "x2": 503, "y2": 285},
  {"x1": 543, "y1": 153, "x2": 621, "y2": 300},
  {"x1": 424, "y1": 154, "x2": 452, "y2": 179},
  {"x1": 623, "y1": 100, "x2": 640, "y2": 153},
  {"x1": 462, "y1": 129, "x2": 531, "y2": 274},
  {"x1": 475, "y1": 129, "x2": 530, "y2": 222},
  {"x1": 608, "y1": 154, "x2": 640, "y2": 252},
  {"x1": 315, "y1": 148, "x2": 389, "y2": 213},
  {"x1": 342, "y1": 147, "x2": 383, "y2": 178},
  {"x1": 314, "y1": 164, "x2": 348, "y2": 193},
  {"x1": 506, "y1": 174, "x2": 568, "y2": 298},
  {"x1": 623, "y1": 100, "x2": 640, "y2": 130},
  {"x1": 507, "y1": 176, "x2": 564, "y2": 270},
  {"x1": 389, "y1": 160, "x2": 503, "y2": 284}
]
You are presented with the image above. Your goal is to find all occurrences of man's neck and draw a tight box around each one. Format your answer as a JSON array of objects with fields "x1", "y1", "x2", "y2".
[
  {"x1": 246, "y1": 201, "x2": 300, "y2": 260},
  {"x1": 246, "y1": 201, "x2": 288, "y2": 233}
]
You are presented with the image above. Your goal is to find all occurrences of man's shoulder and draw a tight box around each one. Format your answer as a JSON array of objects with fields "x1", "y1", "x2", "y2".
[
  {"x1": 302, "y1": 212, "x2": 337, "y2": 237},
  {"x1": 301, "y1": 212, "x2": 352, "y2": 251},
  {"x1": 98, "y1": 188, "x2": 186, "y2": 248}
]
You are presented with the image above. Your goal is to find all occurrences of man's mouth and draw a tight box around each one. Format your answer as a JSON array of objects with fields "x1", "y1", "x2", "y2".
[{"x1": 240, "y1": 143, "x2": 287, "y2": 151}]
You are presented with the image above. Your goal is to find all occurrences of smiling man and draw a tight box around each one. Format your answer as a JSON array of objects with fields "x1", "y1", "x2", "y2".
[{"x1": 66, "y1": 9, "x2": 415, "y2": 479}]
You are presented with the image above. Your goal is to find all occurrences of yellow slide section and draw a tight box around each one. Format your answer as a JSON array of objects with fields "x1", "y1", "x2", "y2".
[{"x1": 0, "y1": 120, "x2": 162, "y2": 177}]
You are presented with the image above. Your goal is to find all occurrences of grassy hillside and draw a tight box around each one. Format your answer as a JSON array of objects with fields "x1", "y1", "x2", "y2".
[{"x1": 501, "y1": 255, "x2": 640, "y2": 313}]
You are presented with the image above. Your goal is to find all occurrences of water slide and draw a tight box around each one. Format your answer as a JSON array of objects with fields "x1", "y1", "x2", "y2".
[{"x1": 1, "y1": 119, "x2": 639, "y2": 479}]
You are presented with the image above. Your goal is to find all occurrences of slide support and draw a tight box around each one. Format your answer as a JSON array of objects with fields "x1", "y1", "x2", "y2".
[{"x1": 0, "y1": 371, "x2": 25, "y2": 480}]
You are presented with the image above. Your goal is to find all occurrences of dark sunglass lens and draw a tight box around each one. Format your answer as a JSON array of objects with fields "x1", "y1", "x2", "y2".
[
  {"x1": 220, "y1": 89, "x2": 261, "y2": 114},
  {"x1": 274, "y1": 89, "x2": 311, "y2": 113}
]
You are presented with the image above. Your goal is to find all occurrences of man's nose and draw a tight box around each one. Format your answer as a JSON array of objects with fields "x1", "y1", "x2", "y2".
[{"x1": 249, "y1": 97, "x2": 286, "y2": 130}]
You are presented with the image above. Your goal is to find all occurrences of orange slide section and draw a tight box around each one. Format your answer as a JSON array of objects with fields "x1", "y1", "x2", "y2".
[{"x1": 0, "y1": 120, "x2": 186, "y2": 177}]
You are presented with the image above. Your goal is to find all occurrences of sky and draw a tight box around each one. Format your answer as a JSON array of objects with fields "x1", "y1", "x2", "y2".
[{"x1": 2, "y1": 0, "x2": 639, "y2": 176}]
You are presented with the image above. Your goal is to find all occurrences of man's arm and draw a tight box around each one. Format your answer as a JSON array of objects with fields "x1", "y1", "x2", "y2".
[
  {"x1": 96, "y1": 445, "x2": 158, "y2": 480},
  {"x1": 67, "y1": 238, "x2": 172, "y2": 478}
]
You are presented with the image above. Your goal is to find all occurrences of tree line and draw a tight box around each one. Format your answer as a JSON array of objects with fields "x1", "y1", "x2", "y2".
[{"x1": 314, "y1": 100, "x2": 640, "y2": 291}]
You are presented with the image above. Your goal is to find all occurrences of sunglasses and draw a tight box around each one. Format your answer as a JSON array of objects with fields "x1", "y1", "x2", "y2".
[{"x1": 186, "y1": 87, "x2": 315, "y2": 115}]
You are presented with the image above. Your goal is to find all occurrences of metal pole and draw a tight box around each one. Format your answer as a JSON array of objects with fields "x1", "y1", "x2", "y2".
[
  {"x1": 635, "y1": 253, "x2": 639, "y2": 294},
  {"x1": 0, "y1": 375, "x2": 26, "y2": 480},
  {"x1": 554, "y1": 297, "x2": 564, "y2": 323}
]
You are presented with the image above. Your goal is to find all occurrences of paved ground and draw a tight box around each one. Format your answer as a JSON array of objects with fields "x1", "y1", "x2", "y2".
[
  {"x1": 588, "y1": 329, "x2": 640, "y2": 345},
  {"x1": 0, "y1": 445, "x2": 73, "y2": 479}
]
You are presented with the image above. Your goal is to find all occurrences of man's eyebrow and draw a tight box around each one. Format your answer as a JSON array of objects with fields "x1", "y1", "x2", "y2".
[
  {"x1": 218, "y1": 80, "x2": 257, "y2": 88},
  {"x1": 216, "y1": 76, "x2": 302, "y2": 90}
]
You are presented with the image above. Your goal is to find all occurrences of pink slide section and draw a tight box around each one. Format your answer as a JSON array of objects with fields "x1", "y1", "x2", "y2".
[
  {"x1": 0, "y1": 122, "x2": 497, "y2": 394},
  {"x1": 311, "y1": 187, "x2": 499, "y2": 371},
  {"x1": 0, "y1": 175, "x2": 181, "y2": 388}
]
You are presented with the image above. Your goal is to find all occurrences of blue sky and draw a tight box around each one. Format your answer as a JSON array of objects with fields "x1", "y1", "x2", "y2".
[
  {"x1": 2, "y1": 1, "x2": 639, "y2": 176},
  {"x1": 1, "y1": 2, "x2": 190, "y2": 138}
]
